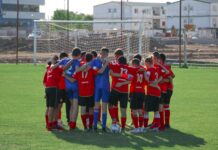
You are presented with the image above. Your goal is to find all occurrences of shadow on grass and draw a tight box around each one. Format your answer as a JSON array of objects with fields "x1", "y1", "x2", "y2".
[{"x1": 52, "y1": 128, "x2": 206, "y2": 149}]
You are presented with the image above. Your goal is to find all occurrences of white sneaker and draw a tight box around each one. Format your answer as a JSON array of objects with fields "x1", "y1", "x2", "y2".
[
  {"x1": 130, "y1": 128, "x2": 140, "y2": 134},
  {"x1": 57, "y1": 120, "x2": 64, "y2": 127}
]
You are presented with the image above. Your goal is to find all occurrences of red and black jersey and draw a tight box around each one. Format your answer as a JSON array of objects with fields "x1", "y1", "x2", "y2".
[{"x1": 44, "y1": 65, "x2": 63, "y2": 88}]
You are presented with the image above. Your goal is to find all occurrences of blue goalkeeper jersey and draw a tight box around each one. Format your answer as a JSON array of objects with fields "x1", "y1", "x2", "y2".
[{"x1": 90, "y1": 58, "x2": 110, "y2": 89}]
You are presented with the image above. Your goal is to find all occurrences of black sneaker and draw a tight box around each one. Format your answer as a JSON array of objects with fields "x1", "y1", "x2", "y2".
[
  {"x1": 102, "y1": 127, "x2": 107, "y2": 133},
  {"x1": 121, "y1": 128, "x2": 125, "y2": 133},
  {"x1": 88, "y1": 127, "x2": 93, "y2": 132},
  {"x1": 84, "y1": 127, "x2": 88, "y2": 132},
  {"x1": 165, "y1": 124, "x2": 171, "y2": 129},
  {"x1": 94, "y1": 127, "x2": 98, "y2": 132}
]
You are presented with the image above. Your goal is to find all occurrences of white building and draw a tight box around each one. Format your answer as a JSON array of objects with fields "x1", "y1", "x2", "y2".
[
  {"x1": 0, "y1": 0, "x2": 45, "y2": 29},
  {"x1": 166, "y1": 0, "x2": 218, "y2": 30},
  {"x1": 93, "y1": 1, "x2": 167, "y2": 31}
]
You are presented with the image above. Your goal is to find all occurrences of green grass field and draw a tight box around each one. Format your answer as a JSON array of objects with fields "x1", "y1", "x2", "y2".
[{"x1": 0, "y1": 64, "x2": 218, "y2": 150}]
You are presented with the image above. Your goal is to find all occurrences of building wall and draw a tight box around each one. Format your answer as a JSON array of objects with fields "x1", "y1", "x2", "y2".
[
  {"x1": 166, "y1": 0, "x2": 211, "y2": 29},
  {"x1": 211, "y1": 3, "x2": 218, "y2": 28}
]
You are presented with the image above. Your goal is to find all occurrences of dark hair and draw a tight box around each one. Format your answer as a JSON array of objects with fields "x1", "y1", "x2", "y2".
[
  {"x1": 133, "y1": 54, "x2": 142, "y2": 62},
  {"x1": 132, "y1": 58, "x2": 140, "y2": 66},
  {"x1": 72, "y1": 47, "x2": 81, "y2": 57},
  {"x1": 145, "y1": 56, "x2": 153, "y2": 64},
  {"x1": 101, "y1": 47, "x2": 109, "y2": 53},
  {"x1": 91, "y1": 50, "x2": 98, "y2": 58},
  {"x1": 59, "y1": 51, "x2": 68, "y2": 59},
  {"x1": 47, "y1": 60, "x2": 52, "y2": 66},
  {"x1": 114, "y1": 48, "x2": 124, "y2": 56},
  {"x1": 153, "y1": 51, "x2": 160, "y2": 59},
  {"x1": 160, "y1": 53, "x2": 166, "y2": 62},
  {"x1": 85, "y1": 53, "x2": 93, "y2": 62},
  {"x1": 81, "y1": 51, "x2": 86, "y2": 57},
  {"x1": 118, "y1": 56, "x2": 127, "y2": 65}
]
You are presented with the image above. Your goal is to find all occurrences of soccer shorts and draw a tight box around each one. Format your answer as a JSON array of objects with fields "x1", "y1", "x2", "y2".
[
  {"x1": 164, "y1": 90, "x2": 173, "y2": 104},
  {"x1": 160, "y1": 92, "x2": 167, "y2": 105},
  {"x1": 109, "y1": 90, "x2": 128, "y2": 109},
  {"x1": 94, "y1": 88, "x2": 110, "y2": 103},
  {"x1": 79, "y1": 96, "x2": 95, "y2": 108},
  {"x1": 144, "y1": 95, "x2": 160, "y2": 112},
  {"x1": 130, "y1": 93, "x2": 145, "y2": 110},
  {"x1": 66, "y1": 88, "x2": 79, "y2": 100},
  {"x1": 58, "y1": 89, "x2": 68, "y2": 103},
  {"x1": 45, "y1": 87, "x2": 58, "y2": 108}
]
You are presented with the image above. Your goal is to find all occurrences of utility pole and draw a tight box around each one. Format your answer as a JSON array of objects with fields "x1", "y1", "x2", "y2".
[
  {"x1": 121, "y1": 0, "x2": 123, "y2": 44},
  {"x1": 16, "y1": 0, "x2": 19, "y2": 64},
  {"x1": 179, "y1": 0, "x2": 182, "y2": 67},
  {"x1": 67, "y1": 0, "x2": 70, "y2": 51}
]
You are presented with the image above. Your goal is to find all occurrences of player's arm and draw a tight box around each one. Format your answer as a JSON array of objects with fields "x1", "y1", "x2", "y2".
[
  {"x1": 63, "y1": 72, "x2": 76, "y2": 83},
  {"x1": 157, "y1": 62, "x2": 169, "y2": 74},
  {"x1": 63, "y1": 59, "x2": 73, "y2": 71},
  {"x1": 115, "y1": 80, "x2": 131, "y2": 88},
  {"x1": 98, "y1": 60, "x2": 109, "y2": 74},
  {"x1": 109, "y1": 70, "x2": 123, "y2": 77}
]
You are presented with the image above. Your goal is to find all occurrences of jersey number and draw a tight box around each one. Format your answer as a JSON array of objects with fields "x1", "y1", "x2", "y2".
[
  {"x1": 137, "y1": 74, "x2": 143, "y2": 83},
  {"x1": 120, "y1": 68, "x2": 128, "y2": 74},
  {"x1": 82, "y1": 71, "x2": 88, "y2": 78}
]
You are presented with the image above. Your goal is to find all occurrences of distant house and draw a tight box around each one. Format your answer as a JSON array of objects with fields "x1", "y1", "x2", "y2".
[
  {"x1": 166, "y1": 0, "x2": 218, "y2": 30},
  {"x1": 0, "y1": 0, "x2": 45, "y2": 30},
  {"x1": 93, "y1": 1, "x2": 167, "y2": 31}
]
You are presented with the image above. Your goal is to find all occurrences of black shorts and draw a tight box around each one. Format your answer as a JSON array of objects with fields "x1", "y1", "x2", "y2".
[
  {"x1": 109, "y1": 90, "x2": 128, "y2": 108},
  {"x1": 45, "y1": 87, "x2": 58, "y2": 108},
  {"x1": 58, "y1": 89, "x2": 68, "y2": 103},
  {"x1": 160, "y1": 92, "x2": 167, "y2": 105},
  {"x1": 79, "y1": 96, "x2": 94, "y2": 108},
  {"x1": 130, "y1": 93, "x2": 145, "y2": 110},
  {"x1": 164, "y1": 90, "x2": 173, "y2": 104},
  {"x1": 144, "y1": 95, "x2": 160, "y2": 112}
]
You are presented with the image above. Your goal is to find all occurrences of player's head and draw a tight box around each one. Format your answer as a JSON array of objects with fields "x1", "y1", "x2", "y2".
[
  {"x1": 51, "y1": 55, "x2": 59, "y2": 64},
  {"x1": 59, "y1": 51, "x2": 68, "y2": 59},
  {"x1": 132, "y1": 58, "x2": 140, "y2": 67},
  {"x1": 72, "y1": 47, "x2": 81, "y2": 59},
  {"x1": 159, "y1": 53, "x2": 166, "y2": 64},
  {"x1": 118, "y1": 56, "x2": 127, "y2": 65},
  {"x1": 145, "y1": 56, "x2": 153, "y2": 68},
  {"x1": 114, "y1": 48, "x2": 124, "y2": 60},
  {"x1": 47, "y1": 60, "x2": 52, "y2": 66},
  {"x1": 133, "y1": 54, "x2": 142, "y2": 62},
  {"x1": 152, "y1": 51, "x2": 160, "y2": 64},
  {"x1": 100, "y1": 47, "x2": 109, "y2": 58},
  {"x1": 91, "y1": 50, "x2": 98, "y2": 58},
  {"x1": 85, "y1": 53, "x2": 93, "y2": 62},
  {"x1": 81, "y1": 51, "x2": 86, "y2": 61}
]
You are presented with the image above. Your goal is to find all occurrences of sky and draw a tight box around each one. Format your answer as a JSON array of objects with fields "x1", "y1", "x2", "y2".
[{"x1": 40, "y1": 0, "x2": 177, "y2": 19}]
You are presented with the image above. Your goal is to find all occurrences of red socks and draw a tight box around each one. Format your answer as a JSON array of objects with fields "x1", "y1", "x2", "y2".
[
  {"x1": 89, "y1": 114, "x2": 94, "y2": 128},
  {"x1": 132, "y1": 116, "x2": 138, "y2": 128},
  {"x1": 159, "y1": 111, "x2": 165, "y2": 128},
  {"x1": 121, "y1": 117, "x2": 126, "y2": 129},
  {"x1": 81, "y1": 114, "x2": 87, "y2": 128},
  {"x1": 139, "y1": 116, "x2": 144, "y2": 128},
  {"x1": 164, "y1": 105, "x2": 170, "y2": 125},
  {"x1": 58, "y1": 111, "x2": 61, "y2": 120},
  {"x1": 115, "y1": 105, "x2": 119, "y2": 122},
  {"x1": 45, "y1": 114, "x2": 48, "y2": 126},
  {"x1": 69, "y1": 121, "x2": 76, "y2": 129}
]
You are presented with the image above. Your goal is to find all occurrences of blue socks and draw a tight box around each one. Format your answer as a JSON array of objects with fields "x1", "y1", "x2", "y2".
[{"x1": 94, "y1": 109, "x2": 99, "y2": 128}]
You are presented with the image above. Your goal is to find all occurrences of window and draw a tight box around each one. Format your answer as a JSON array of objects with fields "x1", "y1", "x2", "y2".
[
  {"x1": 162, "y1": 9, "x2": 165, "y2": 15},
  {"x1": 184, "y1": 19, "x2": 187, "y2": 24},
  {"x1": 213, "y1": 5, "x2": 217, "y2": 12},
  {"x1": 184, "y1": 6, "x2": 187, "y2": 11},
  {"x1": 189, "y1": 18, "x2": 193, "y2": 23},
  {"x1": 113, "y1": 8, "x2": 117, "y2": 13},
  {"x1": 134, "y1": 8, "x2": 138, "y2": 14},
  {"x1": 142, "y1": 9, "x2": 146, "y2": 14},
  {"x1": 108, "y1": 8, "x2": 111, "y2": 13},
  {"x1": 162, "y1": 21, "x2": 166, "y2": 26}
]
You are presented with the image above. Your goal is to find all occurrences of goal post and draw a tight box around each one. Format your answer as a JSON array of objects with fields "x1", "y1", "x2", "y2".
[{"x1": 33, "y1": 20, "x2": 150, "y2": 64}]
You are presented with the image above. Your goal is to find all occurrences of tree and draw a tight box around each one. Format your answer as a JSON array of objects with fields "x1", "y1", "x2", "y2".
[{"x1": 52, "y1": 10, "x2": 93, "y2": 21}]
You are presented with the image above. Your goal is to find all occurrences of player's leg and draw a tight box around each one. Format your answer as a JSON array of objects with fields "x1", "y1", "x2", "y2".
[
  {"x1": 93, "y1": 88, "x2": 101, "y2": 130},
  {"x1": 101, "y1": 89, "x2": 110, "y2": 132},
  {"x1": 88, "y1": 96, "x2": 95, "y2": 131},
  {"x1": 138, "y1": 93, "x2": 145, "y2": 132},
  {"x1": 120, "y1": 92, "x2": 128, "y2": 131},
  {"x1": 68, "y1": 90, "x2": 78, "y2": 130},
  {"x1": 79, "y1": 97, "x2": 87, "y2": 130},
  {"x1": 159, "y1": 93, "x2": 166, "y2": 131},
  {"x1": 150, "y1": 96, "x2": 161, "y2": 131},
  {"x1": 164, "y1": 89, "x2": 173, "y2": 128},
  {"x1": 108, "y1": 90, "x2": 118, "y2": 124},
  {"x1": 130, "y1": 93, "x2": 138, "y2": 133}
]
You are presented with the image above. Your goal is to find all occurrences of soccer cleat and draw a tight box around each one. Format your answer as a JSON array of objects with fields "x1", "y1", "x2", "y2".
[
  {"x1": 88, "y1": 127, "x2": 93, "y2": 132},
  {"x1": 158, "y1": 126, "x2": 165, "y2": 132},
  {"x1": 130, "y1": 128, "x2": 140, "y2": 134},
  {"x1": 94, "y1": 127, "x2": 98, "y2": 132},
  {"x1": 165, "y1": 124, "x2": 171, "y2": 129},
  {"x1": 57, "y1": 120, "x2": 64, "y2": 128},
  {"x1": 140, "y1": 127, "x2": 147, "y2": 133},
  {"x1": 102, "y1": 127, "x2": 107, "y2": 133}
]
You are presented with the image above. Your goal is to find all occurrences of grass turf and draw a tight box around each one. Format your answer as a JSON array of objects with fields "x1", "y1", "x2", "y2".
[{"x1": 0, "y1": 64, "x2": 218, "y2": 150}]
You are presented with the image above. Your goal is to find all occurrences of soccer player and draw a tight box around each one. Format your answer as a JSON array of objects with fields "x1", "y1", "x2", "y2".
[
  {"x1": 159, "y1": 53, "x2": 175, "y2": 128},
  {"x1": 152, "y1": 52, "x2": 169, "y2": 131},
  {"x1": 43, "y1": 55, "x2": 63, "y2": 131},
  {"x1": 63, "y1": 48, "x2": 81, "y2": 130},
  {"x1": 143, "y1": 56, "x2": 161, "y2": 132},
  {"x1": 64, "y1": 53, "x2": 108, "y2": 131},
  {"x1": 109, "y1": 56, "x2": 130, "y2": 132},
  {"x1": 109, "y1": 48, "x2": 124, "y2": 123}
]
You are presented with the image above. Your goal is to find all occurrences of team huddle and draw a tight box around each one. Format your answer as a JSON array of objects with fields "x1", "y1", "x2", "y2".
[{"x1": 43, "y1": 47, "x2": 175, "y2": 133}]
